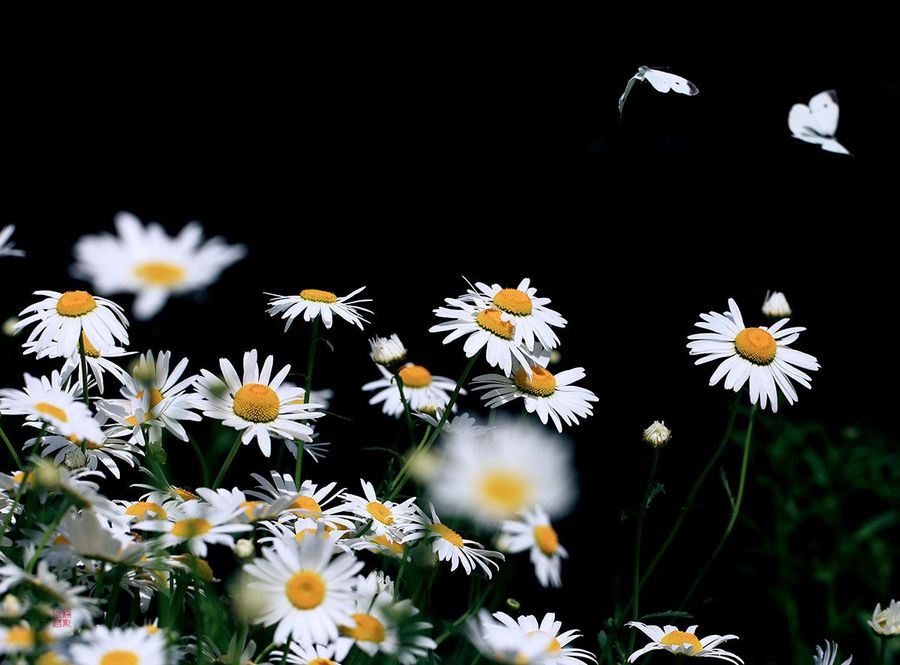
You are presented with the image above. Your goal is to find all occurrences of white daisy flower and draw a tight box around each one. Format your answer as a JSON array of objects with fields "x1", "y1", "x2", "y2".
[
  {"x1": 72, "y1": 211, "x2": 246, "y2": 320},
  {"x1": 0, "y1": 225, "x2": 24, "y2": 257},
  {"x1": 472, "y1": 366, "x2": 598, "y2": 432},
  {"x1": 643, "y1": 421, "x2": 672, "y2": 447},
  {"x1": 55, "y1": 469, "x2": 125, "y2": 525},
  {"x1": 814, "y1": 641, "x2": 852, "y2": 665},
  {"x1": 194, "y1": 487, "x2": 296, "y2": 525},
  {"x1": 370, "y1": 333, "x2": 407, "y2": 366},
  {"x1": 363, "y1": 363, "x2": 459, "y2": 417},
  {"x1": 340, "y1": 479, "x2": 417, "y2": 541},
  {"x1": 499, "y1": 506, "x2": 568, "y2": 588},
  {"x1": 270, "y1": 641, "x2": 343, "y2": 665},
  {"x1": 266, "y1": 286, "x2": 372, "y2": 331},
  {"x1": 69, "y1": 624, "x2": 169, "y2": 665},
  {"x1": 15, "y1": 290, "x2": 128, "y2": 358},
  {"x1": 626, "y1": 623, "x2": 742, "y2": 664},
  {"x1": 762, "y1": 290, "x2": 791, "y2": 318},
  {"x1": 347, "y1": 531, "x2": 408, "y2": 559},
  {"x1": 687, "y1": 298, "x2": 819, "y2": 412},
  {"x1": 246, "y1": 472, "x2": 354, "y2": 530},
  {"x1": 402, "y1": 504, "x2": 503, "y2": 578},
  {"x1": 24, "y1": 428, "x2": 139, "y2": 479},
  {"x1": 464, "y1": 278, "x2": 567, "y2": 351},
  {"x1": 53, "y1": 334, "x2": 133, "y2": 394},
  {"x1": 195, "y1": 350, "x2": 324, "y2": 456},
  {"x1": 61, "y1": 509, "x2": 145, "y2": 564},
  {"x1": 100, "y1": 350, "x2": 201, "y2": 444},
  {"x1": 334, "y1": 571, "x2": 436, "y2": 664},
  {"x1": 869, "y1": 599, "x2": 900, "y2": 635},
  {"x1": 474, "y1": 611, "x2": 595, "y2": 664},
  {"x1": 0, "y1": 372, "x2": 102, "y2": 442},
  {"x1": 134, "y1": 499, "x2": 251, "y2": 556},
  {"x1": 244, "y1": 531, "x2": 364, "y2": 644},
  {"x1": 0, "y1": 622, "x2": 36, "y2": 654},
  {"x1": 429, "y1": 418, "x2": 577, "y2": 526},
  {"x1": 257, "y1": 517, "x2": 351, "y2": 553},
  {"x1": 430, "y1": 297, "x2": 548, "y2": 378}
]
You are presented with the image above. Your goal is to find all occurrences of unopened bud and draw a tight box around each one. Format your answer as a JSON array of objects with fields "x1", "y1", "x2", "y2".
[
  {"x1": 235, "y1": 539, "x2": 255, "y2": 559},
  {"x1": 643, "y1": 421, "x2": 672, "y2": 448},
  {"x1": 64, "y1": 448, "x2": 87, "y2": 470}
]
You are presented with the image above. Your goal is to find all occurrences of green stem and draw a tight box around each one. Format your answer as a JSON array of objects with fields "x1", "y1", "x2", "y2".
[
  {"x1": 255, "y1": 643, "x2": 276, "y2": 663},
  {"x1": 280, "y1": 638, "x2": 291, "y2": 665},
  {"x1": 880, "y1": 636, "x2": 888, "y2": 665},
  {"x1": 78, "y1": 333, "x2": 90, "y2": 406},
  {"x1": 105, "y1": 566, "x2": 124, "y2": 627},
  {"x1": 681, "y1": 404, "x2": 757, "y2": 607},
  {"x1": 212, "y1": 431, "x2": 243, "y2": 490},
  {"x1": 628, "y1": 448, "x2": 660, "y2": 654},
  {"x1": 26, "y1": 499, "x2": 71, "y2": 572},
  {"x1": 395, "y1": 374, "x2": 416, "y2": 448},
  {"x1": 294, "y1": 440, "x2": 305, "y2": 489},
  {"x1": 388, "y1": 354, "x2": 478, "y2": 500},
  {"x1": 639, "y1": 394, "x2": 742, "y2": 590},
  {"x1": 186, "y1": 432, "x2": 210, "y2": 487},
  {"x1": 0, "y1": 422, "x2": 23, "y2": 470},
  {"x1": 298, "y1": 316, "x2": 320, "y2": 491}
]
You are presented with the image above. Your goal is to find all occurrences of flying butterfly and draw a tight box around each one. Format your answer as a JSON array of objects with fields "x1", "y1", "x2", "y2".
[
  {"x1": 788, "y1": 90, "x2": 850, "y2": 155},
  {"x1": 618, "y1": 66, "x2": 699, "y2": 118}
]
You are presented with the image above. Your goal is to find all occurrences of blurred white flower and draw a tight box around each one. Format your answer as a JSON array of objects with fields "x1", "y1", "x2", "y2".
[
  {"x1": 72, "y1": 211, "x2": 246, "y2": 320},
  {"x1": 762, "y1": 290, "x2": 791, "y2": 318},
  {"x1": 814, "y1": 641, "x2": 852, "y2": 665},
  {"x1": 870, "y1": 599, "x2": 900, "y2": 635},
  {"x1": 0, "y1": 225, "x2": 24, "y2": 257},
  {"x1": 499, "y1": 506, "x2": 568, "y2": 588}
]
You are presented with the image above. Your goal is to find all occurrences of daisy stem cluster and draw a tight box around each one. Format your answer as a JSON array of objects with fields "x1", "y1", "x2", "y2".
[{"x1": 681, "y1": 405, "x2": 757, "y2": 607}]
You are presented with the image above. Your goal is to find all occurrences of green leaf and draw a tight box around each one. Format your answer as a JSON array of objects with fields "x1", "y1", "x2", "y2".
[{"x1": 640, "y1": 610, "x2": 695, "y2": 620}]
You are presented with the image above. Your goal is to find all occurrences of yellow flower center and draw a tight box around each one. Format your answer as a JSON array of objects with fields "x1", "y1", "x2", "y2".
[
  {"x1": 513, "y1": 367, "x2": 557, "y2": 397},
  {"x1": 35, "y1": 402, "x2": 68, "y2": 422},
  {"x1": 125, "y1": 502, "x2": 167, "y2": 520},
  {"x1": 479, "y1": 471, "x2": 529, "y2": 513},
  {"x1": 100, "y1": 651, "x2": 139, "y2": 665},
  {"x1": 125, "y1": 411, "x2": 153, "y2": 427},
  {"x1": 660, "y1": 631, "x2": 703, "y2": 654},
  {"x1": 300, "y1": 289, "x2": 338, "y2": 303},
  {"x1": 36, "y1": 653, "x2": 67, "y2": 665},
  {"x1": 240, "y1": 500, "x2": 261, "y2": 520},
  {"x1": 5, "y1": 625, "x2": 34, "y2": 648},
  {"x1": 171, "y1": 518, "x2": 213, "y2": 538},
  {"x1": 398, "y1": 365, "x2": 432, "y2": 388},
  {"x1": 135, "y1": 388, "x2": 165, "y2": 409},
  {"x1": 285, "y1": 571, "x2": 326, "y2": 609},
  {"x1": 340, "y1": 613, "x2": 387, "y2": 643},
  {"x1": 526, "y1": 631, "x2": 562, "y2": 652},
  {"x1": 134, "y1": 261, "x2": 186, "y2": 287},
  {"x1": 366, "y1": 501, "x2": 394, "y2": 525},
  {"x1": 232, "y1": 383, "x2": 280, "y2": 423},
  {"x1": 172, "y1": 555, "x2": 215, "y2": 581},
  {"x1": 53, "y1": 534, "x2": 71, "y2": 545},
  {"x1": 371, "y1": 534, "x2": 405, "y2": 555},
  {"x1": 493, "y1": 288, "x2": 533, "y2": 316},
  {"x1": 734, "y1": 327, "x2": 777, "y2": 365},
  {"x1": 289, "y1": 495, "x2": 323, "y2": 515},
  {"x1": 81, "y1": 332, "x2": 101, "y2": 358},
  {"x1": 69, "y1": 434, "x2": 103, "y2": 449},
  {"x1": 145, "y1": 625, "x2": 159, "y2": 634},
  {"x1": 475, "y1": 309, "x2": 514, "y2": 340},
  {"x1": 430, "y1": 523, "x2": 464, "y2": 547},
  {"x1": 308, "y1": 660, "x2": 338, "y2": 665},
  {"x1": 173, "y1": 487, "x2": 200, "y2": 501},
  {"x1": 56, "y1": 290, "x2": 97, "y2": 317},
  {"x1": 533, "y1": 525, "x2": 559, "y2": 555}
]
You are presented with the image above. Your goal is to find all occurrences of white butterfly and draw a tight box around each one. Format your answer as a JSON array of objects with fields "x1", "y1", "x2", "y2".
[
  {"x1": 618, "y1": 66, "x2": 699, "y2": 118},
  {"x1": 788, "y1": 90, "x2": 850, "y2": 155}
]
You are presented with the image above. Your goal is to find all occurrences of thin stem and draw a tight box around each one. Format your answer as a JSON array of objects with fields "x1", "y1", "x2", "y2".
[
  {"x1": 395, "y1": 374, "x2": 416, "y2": 448},
  {"x1": 628, "y1": 448, "x2": 660, "y2": 654},
  {"x1": 880, "y1": 636, "x2": 888, "y2": 665},
  {"x1": 78, "y1": 333, "x2": 90, "y2": 406},
  {"x1": 26, "y1": 499, "x2": 71, "y2": 572},
  {"x1": 298, "y1": 316, "x2": 320, "y2": 491},
  {"x1": 0, "y1": 422, "x2": 23, "y2": 470},
  {"x1": 186, "y1": 432, "x2": 210, "y2": 487},
  {"x1": 388, "y1": 354, "x2": 478, "y2": 500},
  {"x1": 639, "y1": 394, "x2": 742, "y2": 590},
  {"x1": 255, "y1": 643, "x2": 276, "y2": 663},
  {"x1": 280, "y1": 638, "x2": 291, "y2": 665},
  {"x1": 105, "y1": 566, "x2": 124, "y2": 627},
  {"x1": 681, "y1": 404, "x2": 757, "y2": 607},
  {"x1": 212, "y1": 431, "x2": 243, "y2": 490}
]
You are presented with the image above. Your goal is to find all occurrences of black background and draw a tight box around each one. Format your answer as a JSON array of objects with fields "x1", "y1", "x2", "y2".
[{"x1": 2, "y1": 33, "x2": 899, "y2": 664}]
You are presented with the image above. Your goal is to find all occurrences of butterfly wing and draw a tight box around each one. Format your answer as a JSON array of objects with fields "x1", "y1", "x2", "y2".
[
  {"x1": 641, "y1": 68, "x2": 699, "y2": 96},
  {"x1": 788, "y1": 102, "x2": 826, "y2": 142},
  {"x1": 808, "y1": 90, "x2": 840, "y2": 137},
  {"x1": 821, "y1": 139, "x2": 851, "y2": 155},
  {"x1": 618, "y1": 74, "x2": 641, "y2": 119}
]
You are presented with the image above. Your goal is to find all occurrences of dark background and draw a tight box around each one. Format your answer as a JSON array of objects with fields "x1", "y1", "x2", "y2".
[{"x1": 2, "y1": 35, "x2": 899, "y2": 663}]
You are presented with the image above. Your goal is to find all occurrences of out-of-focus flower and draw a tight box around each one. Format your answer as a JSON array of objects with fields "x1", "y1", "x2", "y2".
[
  {"x1": 762, "y1": 290, "x2": 791, "y2": 318},
  {"x1": 499, "y1": 506, "x2": 568, "y2": 588},
  {"x1": 870, "y1": 599, "x2": 900, "y2": 635},
  {"x1": 0, "y1": 225, "x2": 24, "y2": 257}
]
